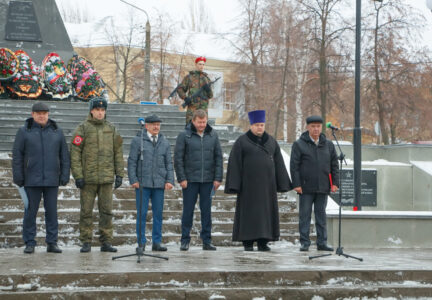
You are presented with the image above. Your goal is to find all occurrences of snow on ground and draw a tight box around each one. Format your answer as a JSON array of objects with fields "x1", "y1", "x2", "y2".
[
  {"x1": 280, "y1": 149, "x2": 291, "y2": 177},
  {"x1": 343, "y1": 158, "x2": 411, "y2": 166},
  {"x1": 0, "y1": 152, "x2": 10, "y2": 159}
]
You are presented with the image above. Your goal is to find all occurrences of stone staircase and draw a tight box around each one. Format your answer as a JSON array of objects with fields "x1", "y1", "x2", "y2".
[{"x1": 0, "y1": 153, "x2": 303, "y2": 248}]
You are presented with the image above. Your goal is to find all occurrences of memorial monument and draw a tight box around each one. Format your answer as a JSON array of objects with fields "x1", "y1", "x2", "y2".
[{"x1": 0, "y1": 0, "x2": 74, "y2": 65}]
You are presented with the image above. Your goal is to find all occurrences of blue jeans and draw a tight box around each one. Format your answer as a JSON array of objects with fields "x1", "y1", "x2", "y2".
[
  {"x1": 23, "y1": 187, "x2": 59, "y2": 246},
  {"x1": 181, "y1": 182, "x2": 213, "y2": 244},
  {"x1": 135, "y1": 188, "x2": 164, "y2": 245},
  {"x1": 299, "y1": 193, "x2": 328, "y2": 247}
]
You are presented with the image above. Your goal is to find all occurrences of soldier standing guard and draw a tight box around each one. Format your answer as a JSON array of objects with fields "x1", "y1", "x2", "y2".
[
  {"x1": 177, "y1": 56, "x2": 214, "y2": 124},
  {"x1": 71, "y1": 97, "x2": 124, "y2": 253}
]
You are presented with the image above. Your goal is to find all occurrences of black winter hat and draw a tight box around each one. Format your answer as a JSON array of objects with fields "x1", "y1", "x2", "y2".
[
  {"x1": 89, "y1": 97, "x2": 108, "y2": 110},
  {"x1": 145, "y1": 114, "x2": 162, "y2": 123},
  {"x1": 306, "y1": 115, "x2": 323, "y2": 124},
  {"x1": 32, "y1": 102, "x2": 50, "y2": 112}
]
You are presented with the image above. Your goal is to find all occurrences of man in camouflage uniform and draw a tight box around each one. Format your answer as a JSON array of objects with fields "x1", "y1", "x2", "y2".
[
  {"x1": 177, "y1": 56, "x2": 213, "y2": 124},
  {"x1": 71, "y1": 97, "x2": 124, "y2": 253}
]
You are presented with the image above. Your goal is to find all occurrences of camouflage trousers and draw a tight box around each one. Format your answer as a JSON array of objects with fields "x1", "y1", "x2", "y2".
[
  {"x1": 79, "y1": 183, "x2": 113, "y2": 244},
  {"x1": 186, "y1": 98, "x2": 209, "y2": 124}
]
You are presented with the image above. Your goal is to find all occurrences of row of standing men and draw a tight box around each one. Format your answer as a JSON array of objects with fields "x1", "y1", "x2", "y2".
[{"x1": 11, "y1": 98, "x2": 339, "y2": 254}]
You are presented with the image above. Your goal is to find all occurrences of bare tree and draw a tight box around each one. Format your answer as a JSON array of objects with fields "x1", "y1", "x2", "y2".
[
  {"x1": 103, "y1": 11, "x2": 146, "y2": 103},
  {"x1": 298, "y1": 0, "x2": 351, "y2": 129},
  {"x1": 181, "y1": 0, "x2": 215, "y2": 33},
  {"x1": 363, "y1": 0, "x2": 425, "y2": 144},
  {"x1": 56, "y1": 0, "x2": 91, "y2": 23}
]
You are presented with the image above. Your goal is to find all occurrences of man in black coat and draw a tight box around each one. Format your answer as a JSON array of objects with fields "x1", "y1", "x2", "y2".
[
  {"x1": 174, "y1": 109, "x2": 223, "y2": 251},
  {"x1": 290, "y1": 115, "x2": 339, "y2": 252},
  {"x1": 12, "y1": 102, "x2": 70, "y2": 254},
  {"x1": 225, "y1": 110, "x2": 292, "y2": 251}
]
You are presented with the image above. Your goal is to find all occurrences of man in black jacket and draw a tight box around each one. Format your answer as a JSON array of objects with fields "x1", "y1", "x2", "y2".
[
  {"x1": 12, "y1": 102, "x2": 70, "y2": 254},
  {"x1": 174, "y1": 109, "x2": 223, "y2": 251},
  {"x1": 290, "y1": 115, "x2": 339, "y2": 252}
]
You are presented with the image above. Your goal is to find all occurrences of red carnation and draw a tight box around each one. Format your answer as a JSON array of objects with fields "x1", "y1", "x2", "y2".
[{"x1": 2, "y1": 70, "x2": 6, "y2": 75}]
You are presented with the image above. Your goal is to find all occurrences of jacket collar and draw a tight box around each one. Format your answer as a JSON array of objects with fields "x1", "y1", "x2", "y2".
[
  {"x1": 137, "y1": 129, "x2": 163, "y2": 141},
  {"x1": 86, "y1": 114, "x2": 105, "y2": 125},
  {"x1": 189, "y1": 70, "x2": 207, "y2": 76},
  {"x1": 25, "y1": 118, "x2": 57, "y2": 130},
  {"x1": 186, "y1": 122, "x2": 213, "y2": 137},
  {"x1": 246, "y1": 130, "x2": 269, "y2": 146},
  {"x1": 300, "y1": 131, "x2": 326, "y2": 146}
]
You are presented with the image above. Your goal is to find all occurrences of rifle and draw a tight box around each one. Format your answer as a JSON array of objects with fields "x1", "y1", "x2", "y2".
[
  {"x1": 182, "y1": 77, "x2": 221, "y2": 108},
  {"x1": 168, "y1": 83, "x2": 182, "y2": 101}
]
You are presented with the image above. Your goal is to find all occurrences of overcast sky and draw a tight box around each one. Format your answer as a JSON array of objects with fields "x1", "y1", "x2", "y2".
[{"x1": 55, "y1": 0, "x2": 432, "y2": 51}]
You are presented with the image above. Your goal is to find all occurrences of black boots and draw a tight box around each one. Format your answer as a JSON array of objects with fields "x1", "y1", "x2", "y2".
[
  {"x1": 24, "y1": 244, "x2": 35, "y2": 254},
  {"x1": 47, "y1": 243, "x2": 62, "y2": 253},
  {"x1": 100, "y1": 243, "x2": 117, "y2": 252},
  {"x1": 80, "y1": 242, "x2": 91, "y2": 253}
]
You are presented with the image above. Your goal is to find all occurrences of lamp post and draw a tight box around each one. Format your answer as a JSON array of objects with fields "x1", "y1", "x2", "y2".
[
  {"x1": 120, "y1": 0, "x2": 151, "y2": 101},
  {"x1": 353, "y1": 0, "x2": 362, "y2": 210}
]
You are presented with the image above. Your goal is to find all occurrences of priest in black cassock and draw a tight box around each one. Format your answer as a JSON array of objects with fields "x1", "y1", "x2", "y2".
[{"x1": 225, "y1": 110, "x2": 292, "y2": 251}]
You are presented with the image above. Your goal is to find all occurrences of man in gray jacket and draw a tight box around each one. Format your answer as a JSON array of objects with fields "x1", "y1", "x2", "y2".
[
  {"x1": 128, "y1": 114, "x2": 174, "y2": 253},
  {"x1": 174, "y1": 109, "x2": 223, "y2": 251}
]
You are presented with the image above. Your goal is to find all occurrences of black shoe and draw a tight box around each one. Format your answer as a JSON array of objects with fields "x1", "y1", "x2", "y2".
[
  {"x1": 47, "y1": 243, "x2": 62, "y2": 253},
  {"x1": 152, "y1": 243, "x2": 167, "y2": 251},
  {"x1": 258, "y1": 244, "x2": 271, "y2": 252},
  {"x1": 80, "y1": 242, "x2": 91, "y2": 253},
  {"x1": 24, "y1": 244, "x2": 35, "y2": 254},
  {"x1": 180, "y1": 241, "x2": 189, "y2": 251},
  {"x1": 317, "y1": 244, "x2": 334, "y2": 251},
  {"x1": 101, "y1": 243, "x2": 117, "y2": 252},
  {"x1": 244, "y1": 246, "x2": 254, "y2": 251},
  {"x1": 203, "y1": 243, "x2": 216, "y2": 251},
  {"x1": 136, "y1": 246, "x2": 145, "y2": 255},
  {"x1": 300, "y1": 244, "x2": 309, "y2": 252}
]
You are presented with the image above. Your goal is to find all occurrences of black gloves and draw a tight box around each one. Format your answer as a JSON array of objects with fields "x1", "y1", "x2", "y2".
[
  {"x1": 203, "y1": 83, "x2": 211, "y2": 94},
  {"x1": 60, "y1": 179, "x2": 69, "y2": 186},
  {"x1": 182, "y1": 97, "x2": 192, "y2": 108},
  {"x1": 15, "y1": 181, "x2": 24, "y2": 188},
  {"x1": 75, "y1": 178, "x2": 85, "y2": 189},
  {"x1": 114, "y1": 176, "x2": 123, "y2": 189}
]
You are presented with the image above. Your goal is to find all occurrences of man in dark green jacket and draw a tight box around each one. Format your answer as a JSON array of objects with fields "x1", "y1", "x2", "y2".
[{"x1": 71, "y1": 97, "x2": 124, "y2": 253}]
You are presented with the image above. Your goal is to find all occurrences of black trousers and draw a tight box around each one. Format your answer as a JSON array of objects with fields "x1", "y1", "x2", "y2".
[
  {"x1": 181, "y1": 182, "x2": 213, "y2": 244},
  {"x1": 23, "y1": 187, "x2": 59, "y2": 246},
  {"x1": 299, "y1": 193, "x2": 328, "y2": 247}
]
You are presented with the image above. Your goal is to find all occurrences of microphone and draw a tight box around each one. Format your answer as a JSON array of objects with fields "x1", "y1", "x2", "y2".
[
  {"x1": 138, "y1": 117, "x2": 145, "y2": 126},
  {"x1": 326, "y1": 122, "x2": 339, "y2": 131}
]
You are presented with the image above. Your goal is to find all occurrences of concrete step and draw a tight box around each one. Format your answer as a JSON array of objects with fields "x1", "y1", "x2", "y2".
[
  {"x1": 0, "y1": 187, "x2": 267, "y2": 200},
  {"x1": 0, "y1": 210, "x2": 300, "y2": 224},
  {"x1": 0, "y1": 233, "x2": 304, "y2": 247},
  {"x1": 0, "y1": 114, "x2": 187, "y2": 125},
  {"x1": 1, "y1": 264, "x2": 432, "y2": 299},
  {"x1": 2, "y1": 286, "x2": 432, "y2": 300},
  {"x1": 0, "y1": 198, "x2": 297, "y2": 212},
  {"x1": 0, "y1": 99, "x2": 181, "y2": 112},
  {"x1": 0, "y1": 221, "x2": 302, "y2": 236}
]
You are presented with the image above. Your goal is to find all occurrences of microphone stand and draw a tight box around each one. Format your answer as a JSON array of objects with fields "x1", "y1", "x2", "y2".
[
  {"x1": 113, "y1": 122, "x2": 168, "y2": 262},
  {"x1": 309, "y1": 128, "x2": 363, "y2": 261}
]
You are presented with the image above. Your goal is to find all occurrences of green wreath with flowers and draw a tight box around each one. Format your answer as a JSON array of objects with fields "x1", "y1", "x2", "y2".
[{"x1": 0, "y1": 48, "x2": 19, "y2": 81}]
